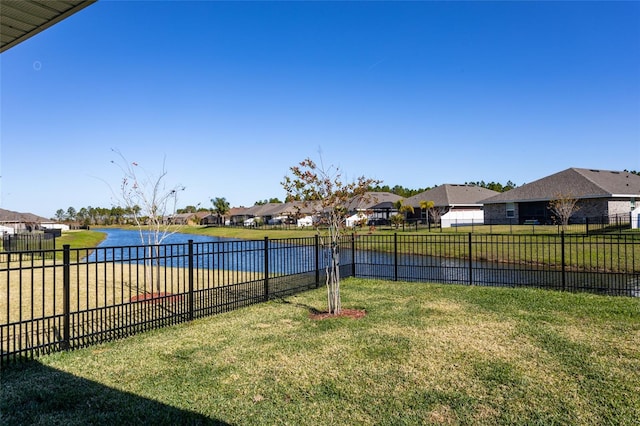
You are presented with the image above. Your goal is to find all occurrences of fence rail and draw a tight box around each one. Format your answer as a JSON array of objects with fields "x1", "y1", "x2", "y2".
[
  {"x1": 1, "y1": 232, "x2": 56, "y2": 256},
  {"x1": 2, "y1": 233, "x2": 639, "y2": 364},
  {"x1": 381, "y1": 212, "x2": 636, "y2": 234}
]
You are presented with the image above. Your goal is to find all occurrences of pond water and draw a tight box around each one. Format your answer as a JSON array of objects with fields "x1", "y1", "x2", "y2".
[
  {"x1": 91, "y1": 228, "x2": 639, "y2": 297},
  {"x1": 94, "y1": 228, "x2": 231, "y2": 246},
  {"x1": 90, "y1": 228, "x2": 316, "y2": 275}
]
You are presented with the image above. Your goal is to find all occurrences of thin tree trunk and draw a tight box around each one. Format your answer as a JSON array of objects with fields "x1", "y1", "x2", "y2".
[{"x1": 326, "y1": 243, "x2": 341, "y2": 314}]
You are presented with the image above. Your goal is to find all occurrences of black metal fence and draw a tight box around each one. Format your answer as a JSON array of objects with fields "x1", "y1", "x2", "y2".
[
  {"x1": 2, "y1": 233, "x2": 639, "y2": 364},
  {"x1": 374, "y1": 212, "x2": 636, "y2": 234},
  {"x1": 1, "y1": 232, "x2": 56, "y2": 258}
]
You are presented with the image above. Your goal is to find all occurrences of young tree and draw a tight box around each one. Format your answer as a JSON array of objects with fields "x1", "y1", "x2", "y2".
[
  {"x1": 211, "y1": 197, "x2": 230, "y2": 225},
  {"x1": 394, "y1": 200, "x2": 414, "y2": 222},
  {"x1": 548, "y1": 193, "x2": 580, "y2": 231},
  {"x1": 390, "y1": 213, "x2": 404, "y2": 229},
  {"x1": 111, "y1": 150, "x2": 185, "y2": 294},
  {"x1": 419, "y1": 200, "x2": 433, "y2": 224},
  {"x1": 282, "y1": 157, "x2": 380, "y2": 315},
  {"x1": 420, "y1": 200, "x2": 447, "y2": 227}
]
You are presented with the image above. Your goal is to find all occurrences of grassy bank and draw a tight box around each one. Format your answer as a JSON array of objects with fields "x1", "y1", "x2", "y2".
[
  {"x1": 2, "y1": 279, "x2": 638, "y2": 425},
  {"x1": 55, "y1": 229, "x2": 107, "y2": 250}
]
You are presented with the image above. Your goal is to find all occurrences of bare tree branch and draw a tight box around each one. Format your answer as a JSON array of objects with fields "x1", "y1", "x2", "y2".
[
  {"x1": 110, "y1": 149, "x2": 185, "y2": 293},
  {"x1": 548, "y1": 193, "x2": 580, "y2": 231},
  {"x1": 282, "y1": 157, "x2": 380, "y2": 315}
]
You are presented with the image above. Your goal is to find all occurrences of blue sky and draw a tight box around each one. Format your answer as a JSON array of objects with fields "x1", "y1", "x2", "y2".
[{"x1": 1, "y1": 1, "x2": 639, "y2": 218}]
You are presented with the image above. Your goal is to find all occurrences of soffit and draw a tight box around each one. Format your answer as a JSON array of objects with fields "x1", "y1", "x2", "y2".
[{"x1": 1, "y1": 0, "x2": 97, "y2": 53}]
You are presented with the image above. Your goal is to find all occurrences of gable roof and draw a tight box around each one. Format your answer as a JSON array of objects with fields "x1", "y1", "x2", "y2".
[
  {"x1": 194, "y1": 211, "x2": 214, "y2": 219},
  {"x1": 241, "y1": 203, "x2": 289, "y2": 217},
  {"x1": 228, "y1": 202, "x2": 319, "y2": 218},
  {"x1": 404, "y1": 184, "x2": 499, "y2": 208},
  {"x1": 482, "y1": 168, "x2": 640, "y2": 204},
  {"x1": 346, "y1": 192, "x2": 403, "y2": 211},
  {"x1": 0, "y1": 208, "x2": 50, "y2": 223},
  {"x1": 227, "y1": 207, "x2": 250, "y2": 217},
  {"x1": 277, "y1": 201, "x2": 319, "y2": 216}
]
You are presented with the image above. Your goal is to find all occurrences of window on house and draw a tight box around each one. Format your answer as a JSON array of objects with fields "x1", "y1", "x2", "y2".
[
  {"x1": 632, "y1": 198, "x2": 636, "y2": 210},
  {"x1": 506, "y1": 203, "x2": 515, "y2": 218}
]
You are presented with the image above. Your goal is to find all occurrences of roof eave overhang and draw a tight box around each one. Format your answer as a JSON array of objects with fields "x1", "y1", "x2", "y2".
[
  {"x1": 447, "y1": 203, "x2": 483, "y2": 208},
  {"x1": 1, "y1": 1, "x2": 97, "y2": 53}
]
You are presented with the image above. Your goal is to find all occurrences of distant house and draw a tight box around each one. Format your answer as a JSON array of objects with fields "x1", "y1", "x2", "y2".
[
  {"x1": 0, "y1": 208, "x2": 51, "y2": 233},
  {"x1": 279, "y1": 201, "x2": 319, "y2": 220},
  {"x1": 0, "y1": 225, "x2": 15, "y2": 235},
  {"x1": 40, "y1": 222, "x2": 70, "y2": 232},
  {"x1": 345, "y1": 212, "x2": 369, "y2": 228},
  {"x1": 404, "y1": 184, "x2": 499, "y2": 227},
  {"x1": 242, "y1": 203, "x2": 287, "y2": 224},
  {"x1": 227, "y1": 207, "x2": 251, "y2": 225},
  {"x1": 196, "y1": 212, "x2": 218, "y2": 225},
  {"x1": 227, "y1": 202, "x2": 324, "y2": 226},
  {"x1": 345, "y1": 192, "x2": 404, "y2": 221},
  {"x1": 227, "y1": 203, "x2": 287, "y2": 225},
  {"x1": 482, "y1": 168, "x2": 640, "y2": 225},
  {"x1": 166, "y1": 213, "x2": 197, "y2": 225}
]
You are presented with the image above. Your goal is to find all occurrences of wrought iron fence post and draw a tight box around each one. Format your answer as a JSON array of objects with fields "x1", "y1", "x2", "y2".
[
  {"x1": 264, "y1": 237, "x2": 269, "y2": 301},
  {"x1": 351, "y1": 233, "x2": 356, "y2": 278},
  {"x1": 62, "y1": 244, "x2": 71, "y2": 351},
  {"x1": 315, "y1": 234, "x2": 320, "y2": 288},
  {"x1": 561, "y1": 231, "x2": 566, "y2": 291},
  {"x1": 468, "y1": 233, "x2": 473, "y2": 286},
  {"x1": 188, "y1": 240, "x2": 194, "y2": 321},
  {"x1": 394, "y1": 233, "x2": 398, "y2": 281},
  {"x1": 585, "y1": 217, "x2": 589, "y2": 236}
]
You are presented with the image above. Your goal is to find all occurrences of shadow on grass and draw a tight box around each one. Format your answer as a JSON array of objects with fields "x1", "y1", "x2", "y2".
[
  {"x1": 274, "y1": 297, "x2": 324, "y2": 315},
  {"x1": 1, "y1": 359, "x2": 229, "y2": 425}
]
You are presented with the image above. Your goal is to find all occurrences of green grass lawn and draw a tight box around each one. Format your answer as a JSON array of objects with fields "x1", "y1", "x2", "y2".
[
  {"x1": 177, "y1": 223, "x2": 579, "y2": 238},
  {"x1": 55, "y1": 229, "x2": 107, "y2": 249},
  {"x1": 2, "y1": 279, "x2": 638, "y2": 425}
]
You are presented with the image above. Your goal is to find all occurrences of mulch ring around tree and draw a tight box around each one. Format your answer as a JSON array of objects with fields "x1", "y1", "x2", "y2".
[
  {"x1": 309, "y1": 308, "x2": 366, "y2": 320},
  {"x1": 130, "y1": 292, "x2": 183, "y2": 304}
]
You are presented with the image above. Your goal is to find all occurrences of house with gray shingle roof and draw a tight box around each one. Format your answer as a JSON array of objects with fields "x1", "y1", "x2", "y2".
[
  {"x1": 404, "y1": 184, "x2": 499, "y2": 227},
  {"x1": 482, "y1": 168, "x2": 640, "y2": 225},
  {"x1": 345, "y1": 192, "x2": 403, "y2": 220},
  {"x1": 226, "y1": 207, "x2": 250, "y2": 225},
  {"x1": 0, "y1": 208, "x2": 51, "y2": 233},
  {"x1": 228, "y1": 202, "x2": 317, "y2": 226}
]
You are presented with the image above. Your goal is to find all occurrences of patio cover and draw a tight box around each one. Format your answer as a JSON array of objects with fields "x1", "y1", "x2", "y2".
[{"x1": 1, "y1": 0, "x2": 97, "y2": 53}]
